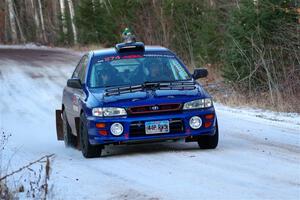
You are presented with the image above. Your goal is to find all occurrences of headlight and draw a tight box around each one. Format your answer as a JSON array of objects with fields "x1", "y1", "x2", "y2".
[
  {"x1": 183, "y1": 98, "x2": 213, "y2": 110},
  {"x1": 92, "y1": 107, "x2": 127, "y2": 117}
]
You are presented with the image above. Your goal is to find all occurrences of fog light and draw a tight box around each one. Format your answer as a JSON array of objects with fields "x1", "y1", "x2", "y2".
[
  {"x1": 110, "y1": 123, "x2": 123, "y2": 136},
  {"x1": 189, "y1": 116, "x2": 202, "y2": 129}
]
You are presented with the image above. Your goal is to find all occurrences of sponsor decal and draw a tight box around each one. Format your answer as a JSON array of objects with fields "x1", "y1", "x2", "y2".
[
  {"x1": 144, "y1": 54, "x2": 175, "y2": 58},
  {"x1": 97, "y1": 54, "x2": 174, "y2": 63},
  {"x1": 72, "y1": 95, "x2": 80, "y2": 112},
  {"x1": 104, "y1": 56, "x2": 121, "y2": 62},
  {"x1": 72, "y1": 105, "x2": 79, "y2": 112}
]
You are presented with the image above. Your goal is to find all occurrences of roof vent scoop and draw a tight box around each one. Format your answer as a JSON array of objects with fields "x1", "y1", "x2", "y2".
[
  {"x1": 115, "y1": 42, "x2": 145, "y2": 52},
  {"x1": 115, "y1": 28, "x2": 145, "y2": 52}
]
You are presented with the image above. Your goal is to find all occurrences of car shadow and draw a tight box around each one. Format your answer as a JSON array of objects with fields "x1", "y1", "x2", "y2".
[{"x1": 100, "y1": 140, "x2": 214, "y2": 158}]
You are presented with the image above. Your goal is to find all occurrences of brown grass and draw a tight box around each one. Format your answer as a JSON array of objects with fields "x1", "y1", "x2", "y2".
[
  {"x1": 200, "y1": 66, "x2": 300, "y2": 113},
  {"x1": 212, "y1": 89, "x2": 300, "y2": 113},
  {"x1": 0, "y1": 182, "x2": 13, "y2": 200},
  {"x1": 71, "y1": 44, "x2": 104, "y2": 52}
]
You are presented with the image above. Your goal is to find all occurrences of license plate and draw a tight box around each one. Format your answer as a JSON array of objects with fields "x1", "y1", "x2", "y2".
[{"x1": 145, "y1": 120, "x2": 170, "y2": 135}]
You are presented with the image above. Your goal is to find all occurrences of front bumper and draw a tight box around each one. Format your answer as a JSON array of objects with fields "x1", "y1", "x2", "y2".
[{"x1": 86, "y1": 107, "x2": 217, "y2": 145}]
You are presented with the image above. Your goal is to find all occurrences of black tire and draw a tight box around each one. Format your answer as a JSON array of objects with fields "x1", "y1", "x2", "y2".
[
  {"x1": 197, "y1": 121, "x2": 219, "y2": 149},
  {"x1": 62, "y1": 111, "x2": 77, "y2": 147},
  {"x1": 79, "y1": 113, "x2": 102, "y2": 158}
]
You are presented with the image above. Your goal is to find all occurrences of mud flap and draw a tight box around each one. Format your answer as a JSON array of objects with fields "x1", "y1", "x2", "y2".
[
  {"x1": 56, "y1": 110, "x2": 64, "y2": 140},
  {"x1": 75, "y1": 117, "x2": 81, "y2": 149}
]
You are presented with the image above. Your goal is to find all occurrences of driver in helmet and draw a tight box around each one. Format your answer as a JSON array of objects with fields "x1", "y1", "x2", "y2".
[
  {"x1": 100, "y1": 67, "x2": 110, "y2": 86},
  {"x1": 99, "y1": 63, "x2": 120, "y2": 87},
  {"x1": 146, "y1": 61, "x2": 170, "y2": 82}
]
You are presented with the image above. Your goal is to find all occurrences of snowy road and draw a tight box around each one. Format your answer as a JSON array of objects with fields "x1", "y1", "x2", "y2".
[{"x1": 0, "y1": 48, "x2": 299, "y2": 200}]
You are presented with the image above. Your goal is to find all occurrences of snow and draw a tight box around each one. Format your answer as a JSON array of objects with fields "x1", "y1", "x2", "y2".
[
  {"x1": 0, "y1": 43, "x2": 77, "y2": 53},
  {"x1": 215, "y1": 103, "x2": 300, "y2": 127},
  {"x1": 0, "y1": 43, "x2": 57, "y2": 50},
  {"x1": 0, "y1": 47, "x2": 299, "y2": 200},
  {"x1": 0, "y1": 43, "x2": 47, "y2": 49}
]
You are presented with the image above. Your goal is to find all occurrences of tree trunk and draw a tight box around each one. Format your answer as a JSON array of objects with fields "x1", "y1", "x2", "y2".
[
  {"x1": 59, "y1": 0, "x2": 67, "y2": 35},
  {"x1": 13, "y1": 1, "x2": 25, "y2": 43},
  {"x1": 37, "y1": 0, "x2": 47, "y2": 43},
  {"x1": 6, "y1": 0, "x2": 17, "y2": 43},
  {"x1": 0, "y1": 2, "x2": 5, "y2": 43},
  {"x1": 51, "y1": 0, "x2": 60, "y2": 29},
  {"x1": 4, "y1": 1, "x2": 9, "y2": 42},
  {"x1": 30, "y1": 0, "x2": 42, "y2": 42},
  {"x1": 67, "y1": 0, "x2": 77, "y2": 44}
]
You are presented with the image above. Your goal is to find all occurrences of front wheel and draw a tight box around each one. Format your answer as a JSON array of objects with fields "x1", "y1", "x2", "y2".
[
  {"x1": 197, "y1": 121, "x2": 219, "y2": 149},
  {"x1": 62, "y1": 111, "x2": 77, "y2": 147},
  {"x1": 79, "y1": 113, "x2": 102, "y2": 158}
]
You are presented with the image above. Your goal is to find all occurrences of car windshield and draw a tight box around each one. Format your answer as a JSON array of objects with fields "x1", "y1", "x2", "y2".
[{"x1": 89, "y1": 54, "x2": 191, "y2": 88}]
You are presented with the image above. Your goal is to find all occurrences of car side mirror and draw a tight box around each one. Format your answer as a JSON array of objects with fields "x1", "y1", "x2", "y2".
[
  {"x1": 192, "y1": 68, "x2": 208, "y2": 80},
  {"x1": 67, "y1": 78, "x2": 82, "y2": 89}
]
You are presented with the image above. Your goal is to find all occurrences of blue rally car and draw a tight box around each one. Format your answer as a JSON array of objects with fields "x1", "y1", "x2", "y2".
[{"x1": 55, "y1": 41, "x2": 218, "y2": 158}]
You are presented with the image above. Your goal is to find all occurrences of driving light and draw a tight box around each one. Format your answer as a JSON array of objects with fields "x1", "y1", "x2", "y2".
[
  {"x1": 183, "y1": 98, "x2": 213, "y2": 110},
  {"x1": 189, "y1": 116, "x2": 202, "y2": 129},
  {"x1": 110, "y1": 123, "x2": 124, "y2": 136},
  {"x1": 92, "y1": 107, "x2": 127, "y2": 117}
]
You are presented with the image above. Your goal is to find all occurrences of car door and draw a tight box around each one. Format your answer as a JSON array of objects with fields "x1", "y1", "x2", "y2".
[{"x1": 64, "y1": 55, "x2": 88, "y2": 135}]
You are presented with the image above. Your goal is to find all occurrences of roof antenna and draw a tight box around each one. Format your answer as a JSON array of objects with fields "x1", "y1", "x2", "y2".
[{"x1": 122, "y1": 28, "x2": 136, "y2": 43}]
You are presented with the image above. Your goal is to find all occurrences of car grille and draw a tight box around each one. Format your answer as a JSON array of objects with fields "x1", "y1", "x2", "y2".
[
  {"x1": 127, "y1": 103, "x2": 181, "y2": 115},
  {"x1": 129, "y1": 119, "x2": 184, "y2": 137}
]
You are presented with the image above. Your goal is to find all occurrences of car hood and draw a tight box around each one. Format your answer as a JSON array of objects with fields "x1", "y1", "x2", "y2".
[{"x1": 89, "y1": 84, "x2": 210, "y2": 107}]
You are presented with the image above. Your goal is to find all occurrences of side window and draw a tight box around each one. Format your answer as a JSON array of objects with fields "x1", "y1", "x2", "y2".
[
  {"x1": 78, "y1": 56, "x2": 88, "y2": 82},
  {"x1": 72, "y1": 55, "x2": 88, "y2": 83},
  {"x1": 72, "y1": 57, "x2": 84, "y2": 79}
]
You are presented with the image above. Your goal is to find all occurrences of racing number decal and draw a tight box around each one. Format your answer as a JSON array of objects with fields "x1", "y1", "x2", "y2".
[{"x1": 72, "y1": 94, "x2": 80, "y2": 112}]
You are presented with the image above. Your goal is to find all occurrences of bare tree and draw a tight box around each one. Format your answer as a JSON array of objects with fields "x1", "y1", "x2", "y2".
[
  {"x1": 59, "y1": 0, "x2": 67, "y2": 35},
  {"x1": 30, "y1": 0, "x2": 42, "y2": 42},
  {"x1": 6, "y1": 0, "x2": 17, "y2": 43},
  {"x1": 0, "y1": 3, "x2": 5, "y2": 43},
  {"x1": 50, "y1": 0, "x2": 60, "y2": 30},
  {"x1": 13, "y1": 1, "x2": 25, "y2": 42},
  {"x1": 37, "y1": 0, "x2": 47, "y2": 43},
  {"x1": 67, "y1": 0, "x2": 77, "y2": 44}
]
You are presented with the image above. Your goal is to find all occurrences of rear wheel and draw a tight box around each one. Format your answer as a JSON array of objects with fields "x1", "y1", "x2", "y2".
[
  {"x1": 197, "y1": 121, "x2": 219, "y2": 149},
  {"x1": 79, "y1": 113, "x2": 102, "y2": 158},
  {"x1": 62, "y1": 111, "x2": 77, "y2": 147}
]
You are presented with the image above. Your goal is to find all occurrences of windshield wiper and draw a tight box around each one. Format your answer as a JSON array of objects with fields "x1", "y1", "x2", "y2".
[
  {"x1": 142, "y1": 81, "x2": 161, "y2": 88},
  {"x1": 104, "y1": 80, "x2": 196, "y2": 96}
]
